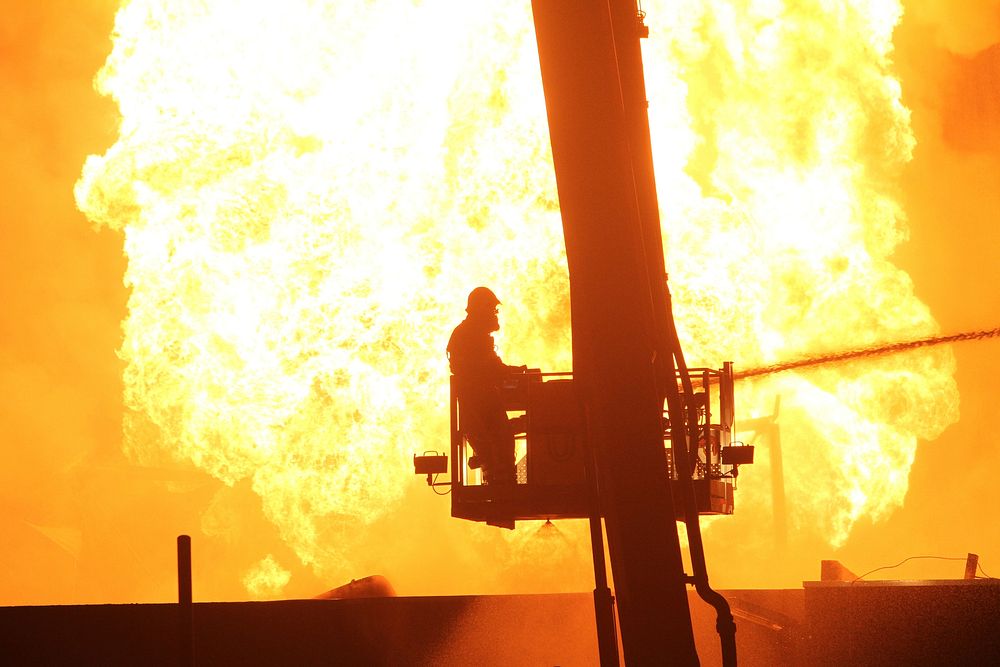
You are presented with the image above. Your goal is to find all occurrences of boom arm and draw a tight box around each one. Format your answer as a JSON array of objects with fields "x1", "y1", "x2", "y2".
[{"x1": 531, "y1": 1, "x2": 699, "y2": 663}]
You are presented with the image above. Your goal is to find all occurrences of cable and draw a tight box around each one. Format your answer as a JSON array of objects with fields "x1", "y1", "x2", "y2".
[
  {"x1": 978, "y1": 562, "x2": 996, "y2": 580},
  {"x1": 430, "y1": 474, "x2": 451, "y2": 495},
  {"x1": 851, "y1": 555, "x2": 968, "y2": 582}
]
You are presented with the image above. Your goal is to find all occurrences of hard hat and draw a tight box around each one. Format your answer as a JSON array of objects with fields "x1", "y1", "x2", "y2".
[{"x1": 466, "y1": 286, "x2": 501, "y2": 314}]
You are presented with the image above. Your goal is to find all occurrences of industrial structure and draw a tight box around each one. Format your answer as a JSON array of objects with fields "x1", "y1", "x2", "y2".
[{"x1": 416, "y1": 1, "x2": 756, "y2": 663}]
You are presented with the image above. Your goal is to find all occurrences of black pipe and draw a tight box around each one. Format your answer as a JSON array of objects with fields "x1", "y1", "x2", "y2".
[
  {"x1": 583, "y1": 418, "x2": 621, "y2": 667},
  {"x1": 177, "y1": 535, "x2": 194, "y2": 667}
]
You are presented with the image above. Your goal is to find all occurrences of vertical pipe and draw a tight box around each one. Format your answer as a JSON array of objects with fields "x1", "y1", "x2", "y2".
[
  {"x1": 450, "y1": 376, "x2": 464, "y2": 488},
  {"x1": 965, "y1": 553, "x2": 979, "y2": 580},
  {"x1": 588, "y1": 518, "x2": 620, "y2": 667},
  {"x1": 701, "y1": 370, "x2": 711, "y2": 469},
  {"x1": 769, "y1": 406, "x2": 788, "y2": 548},
  {"x1": 177, "y1": 534, "x2": 194, "y2": 667},
  {"x1": 584, "y1": 416, "x2": 620, "y2": 667}
]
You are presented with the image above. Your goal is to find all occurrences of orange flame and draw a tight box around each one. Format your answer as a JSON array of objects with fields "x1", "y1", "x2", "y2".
[
  {"x1": 243, "y1": 554, "x2": 291, "y2": 599},
  {"x1": 75, "y1": 0, "x2": 958, "y2": 591},
  {"x1": 641, "y1": 0, "x2": 958, "y2": 549}
]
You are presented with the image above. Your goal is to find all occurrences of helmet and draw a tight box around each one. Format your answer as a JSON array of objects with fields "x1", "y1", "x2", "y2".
[{"x1": 466, "y1": 286, "x2": 501, "y2": 314}]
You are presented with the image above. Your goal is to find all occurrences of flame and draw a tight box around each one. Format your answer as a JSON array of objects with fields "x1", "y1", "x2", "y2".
[
  {"x1": 243, "y1": 554, "x2": 291, "y2": 599},
  {"x1": 643, "y1": 0, "x2": 958, "y2": 550},
  {"x1": 75, "y1": 0, "x2": 958, "y2": 591}
]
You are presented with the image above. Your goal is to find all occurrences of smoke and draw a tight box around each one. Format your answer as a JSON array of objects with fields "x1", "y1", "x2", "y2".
[
  {"x1": 907, "y1": 0, "x2": 1000, "y2": 55},
  {"x1": 829, "y1": 0, "x2": 1000, "y2": 581},
  {"x1": 0, "y1": 0, "x2": 128, "y2": 602},
  {"x1": 698, "y1": 0, "x2": 1000, "y2": 588},
  {"x1": 890, "y1": 1, "x2": 1000, "y2": 339}
]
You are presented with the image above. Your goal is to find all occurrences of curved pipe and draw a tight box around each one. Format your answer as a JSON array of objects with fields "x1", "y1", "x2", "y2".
[{"x1": 662, "y1": 288, "x2": 738, "y2": 667}]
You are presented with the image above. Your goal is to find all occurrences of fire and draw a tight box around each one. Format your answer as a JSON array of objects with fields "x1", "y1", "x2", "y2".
[
  {"x1": 75, "y1": 0, "x2": 957, "y2": 591},
  {"x1": 243, "y1": 555, "x2": 291, "y2": 600},
  {"x1": 642, "y1": 0, "x2": 958, "y2": 549}
]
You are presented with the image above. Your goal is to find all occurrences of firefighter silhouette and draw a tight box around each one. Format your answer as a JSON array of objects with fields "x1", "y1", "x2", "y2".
[{"x1": 447, "y1": 287, "x2": 527, "y2": 486}]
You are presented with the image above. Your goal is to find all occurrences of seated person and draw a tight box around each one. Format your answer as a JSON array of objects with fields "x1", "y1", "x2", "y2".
[{"x1": 447, "y1": 287, "x2": 527, "y2": 485}]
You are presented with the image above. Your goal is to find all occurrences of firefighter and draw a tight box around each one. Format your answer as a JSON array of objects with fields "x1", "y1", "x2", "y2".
[{"x1": 447, "y1": 287, "x2": 527, "y2": 487}]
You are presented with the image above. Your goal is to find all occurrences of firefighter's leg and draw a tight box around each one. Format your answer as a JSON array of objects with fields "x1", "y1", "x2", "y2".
[
  {"x1": 485, "y1": 431, "x2": 517, "y2": 530},
  {"x1": 492, "y1": 431, "x2": 517, "y2": 486},
  {"x1": 509, "y1": 414, "x2": 528, "y2": 436},
  {"x1": 465, "y1": 433, "x2": 493, "y2": 481}
]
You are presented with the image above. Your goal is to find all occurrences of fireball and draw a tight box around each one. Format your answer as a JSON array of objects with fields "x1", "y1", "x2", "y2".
[{"x1": 76, "y1": 0, "x2": 958, "y2": 594}]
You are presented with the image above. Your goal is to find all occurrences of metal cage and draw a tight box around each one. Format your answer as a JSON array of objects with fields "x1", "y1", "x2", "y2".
[{"x1": 440, "y1": 363, "x2": 748, "y2": 524}]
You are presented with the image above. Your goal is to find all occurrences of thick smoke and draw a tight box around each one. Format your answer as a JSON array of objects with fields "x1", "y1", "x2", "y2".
[
  {"x1": 0, "y1": 0, "x2": 130, "y2": 603},
  {"x1": 830, "y1": 0, "x2": 1000, "y2": 582}
]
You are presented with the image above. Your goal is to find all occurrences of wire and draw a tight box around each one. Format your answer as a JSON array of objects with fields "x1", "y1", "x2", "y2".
[
  {"x1": 430, "y1": 473, "x2": 451, "y2": 496},
  {"x1": 851, "y1": 555, "x2": 968, "y2": 582},
  {"x1": 978, "y1": 562, "x2": 997, "y2": 580}
]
